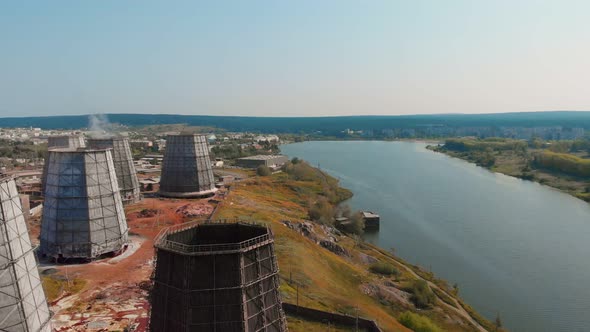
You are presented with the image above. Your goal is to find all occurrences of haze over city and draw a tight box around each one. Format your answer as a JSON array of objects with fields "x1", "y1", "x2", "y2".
[{"x1": 2, "y1": 1, "x2": 590, "y2": 117}]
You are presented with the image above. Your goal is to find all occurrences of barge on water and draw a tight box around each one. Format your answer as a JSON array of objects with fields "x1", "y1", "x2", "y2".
[{"x1": 362, "y1": 211, "x2": 380, "y2": 230}]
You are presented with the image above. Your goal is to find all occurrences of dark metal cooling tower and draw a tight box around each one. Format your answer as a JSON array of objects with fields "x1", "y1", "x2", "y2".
[
  {"x1": 0, "y1": 176, "x2": 51, "y2": 332},
  {"x1": 87, "y1": 136, "x2": 141, "y2": 205},
  {"x1": 150, "y1": 222, "x2": 287, "y2": 332},
  {"x1": 159, "y1": 134, "x2": 217, "y2": 198},
  {"x1": 40, "y1": 149, "x2": 128, "y2": 260}
]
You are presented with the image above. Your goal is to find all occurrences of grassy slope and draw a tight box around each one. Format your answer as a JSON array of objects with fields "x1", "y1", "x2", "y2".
[{"x1": 215, "y1": 173, "x2": 488, "y2": 332}]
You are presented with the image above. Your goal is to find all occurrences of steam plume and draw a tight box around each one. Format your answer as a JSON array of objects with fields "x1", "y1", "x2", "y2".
[{"x1": 88, "y1": 114, "x2": 113, "y2": 138}]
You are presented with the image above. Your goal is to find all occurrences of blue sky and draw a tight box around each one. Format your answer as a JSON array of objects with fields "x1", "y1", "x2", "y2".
[{"x1": 1, "y1": 1, "x2": 589, "y2": 117}]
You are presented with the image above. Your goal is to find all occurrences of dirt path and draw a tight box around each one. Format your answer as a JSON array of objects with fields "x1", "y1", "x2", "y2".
[{"x1": 371, "y1": 248, "x2": 488, "y2": 332}]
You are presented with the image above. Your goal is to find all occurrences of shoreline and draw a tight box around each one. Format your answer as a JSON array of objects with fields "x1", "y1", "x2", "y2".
[
  {"x1": 281, "y1": 138, "x2": 443, "y2": 145},
  {"x1": 427, "y1": 145, "x2": 590, "y2": 205},
  {"x1": 213, "y1": 165, "x2": 497, "y2": 331}
]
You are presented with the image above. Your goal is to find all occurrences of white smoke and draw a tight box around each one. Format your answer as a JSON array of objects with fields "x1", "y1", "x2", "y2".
[{"x1": 88, "y1": 114, "x2": 113, "y2": 138}]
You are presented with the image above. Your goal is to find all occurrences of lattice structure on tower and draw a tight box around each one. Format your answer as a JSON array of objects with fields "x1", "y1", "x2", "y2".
[
  {"x1": 159, "y1": 134, "x2": 217, "y2": 198},
  {"x1": 47, "y1": 135, "x2": 85, "y2": 150},
  {"x1": 40, "y1": 149, "x2": 128, "y2": 260},
  {"x1": 43, "y1": 135, "x2": 87, "y2": 195},
  {"x1": 87, "y1": 136, "x2": 141, "y2": 205},
  {"x1": 0, "y1": 176, "x2": 51, "y2": 332},
  {"x1": 150, "y1": 221, "x2": 287, "y2": 332}
]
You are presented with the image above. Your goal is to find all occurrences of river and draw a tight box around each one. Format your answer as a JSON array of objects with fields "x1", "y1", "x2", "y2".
[{"x1": 281, "y1": 141, "x2": 590, "y2": 332}]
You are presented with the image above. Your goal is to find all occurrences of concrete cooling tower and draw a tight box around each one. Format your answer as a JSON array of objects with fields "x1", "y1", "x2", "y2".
[
  {"x1": 0, "y1": 176, "x2": 51, "y2": 332},
  {"x1": 40, "y1": 149, "x2": 128, "y2": 260},
  {"x1": 87, "y1": 137, "x2": 141, "y2": 205},
  {"x1": 159, "y1": 134, "x2": 217, "y2": 198},
  {"x1": 43, "y1": 135, "x2": 86, "y2": 194},
  {"x1": 47, "y1": 135, "x2": 85, "y2": 150},
  {"x1": 150, "y1": 222, "x2": 287, "y2": 332}
]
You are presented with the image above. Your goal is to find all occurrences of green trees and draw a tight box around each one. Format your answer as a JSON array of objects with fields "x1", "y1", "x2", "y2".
[
  {"x1": 211, "y1": 143, "x2": 244, "y2": 160},
  {"x1": 398, "y1": 311, "x2": 443, "y2": 332},
  {"x1": 334, "y1": 204, "x2": 365, "y2": 235},
  {"x1": 443, "y1": 138, "x2": 527, "y2": 153},
  {"x1": 533, "y1": 151, "x2": 590, "y2": 177},
  {"x1": 256, "y1": 165, "x2": 272, "y2": 176},
  {"x1": 407, "y1": 280, "x2": 436, "y2": 309},
  {"x1": 308, "y1": 197, "x2": 334, "y2": 225},
  {"x1": 369, "y1": 262, "x2": 399, "y2": 276},
  {"x1": 338, "y1": 212, "x2": 365, "y2": 235}
]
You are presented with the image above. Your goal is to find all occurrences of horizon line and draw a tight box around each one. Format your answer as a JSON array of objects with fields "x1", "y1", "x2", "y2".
[{"x1": 1, "y1": 109, "x2": 590, "y2": 120}]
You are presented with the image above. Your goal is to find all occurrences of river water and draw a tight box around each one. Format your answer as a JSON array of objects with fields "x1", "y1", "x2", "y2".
[{"x1": 281, "y1": 141, "x2": 590, "y2": 332}]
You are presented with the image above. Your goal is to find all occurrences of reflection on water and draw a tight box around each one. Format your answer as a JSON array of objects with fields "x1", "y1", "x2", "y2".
[{"x1": 282, "y1": 141, "x2": 590, "y2": 332}]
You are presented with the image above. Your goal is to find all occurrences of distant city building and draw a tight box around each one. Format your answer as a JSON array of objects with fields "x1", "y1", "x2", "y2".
[
  {"x1": 254, "y1": 135, "x2": 280, "y2": 143},
  {"x1": 236, "y1": 155, "x2": 289, "y2": 169}
]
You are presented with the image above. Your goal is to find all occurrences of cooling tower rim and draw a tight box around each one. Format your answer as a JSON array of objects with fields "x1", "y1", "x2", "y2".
[
  {"x1": 48, "y1": 147, "x2": 114, "y2": 154},
  {"x1": 47, "y1": 134, "x2": 84, "y2": 138},
  {"x1": 0, "y1": 175, "x2": 15, "y2": 184},
  {"x1": 87, "y1": 136, "x2": 128, "y2": 142},
  {"x1": 154, "y1": 220, "x2": 274, "y2": 255},
  {"x1": 166, "y1": 133, "x2": 207, "y2": 138},
  {"x1": 158, "y1": 187, "x2": 218, "y2": 198}
]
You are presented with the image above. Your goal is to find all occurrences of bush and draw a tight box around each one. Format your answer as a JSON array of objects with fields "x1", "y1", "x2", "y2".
[
  {"x1": 398, "y1": 311, "x2": 443, "y2": 332},
  {"x1": 335, "y1": 211, "x2": 365, "y2": 235},
  {"x1": 369, "y1": 262, "x2": 399, "y2": 276},
  {"x1": 256, "y1": 165, "x2": 272, "y2": 176},
  {"x1": 533, "y1": 151, "x2": 590, "y2": 177},
  {"x1": 407, "y1": 280, "x2": 436, "y2": 308},
  {"x1": 308, "y1": 197, "x2": 334, "y2": 225}
]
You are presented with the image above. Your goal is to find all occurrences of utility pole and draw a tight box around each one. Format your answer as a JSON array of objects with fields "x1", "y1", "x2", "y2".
[{"x1": 355, "y1": 306, "x2": 359, "y2": 332}]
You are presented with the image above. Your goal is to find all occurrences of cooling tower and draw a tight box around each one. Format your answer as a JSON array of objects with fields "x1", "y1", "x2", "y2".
[
  {"x1": 159, "y1": 134, "x2": 217, "y2": 198},
  {"x1": 0, "y1": 176, "x2": 51, "y2": 332},
  {"x1": 150, "y1": 222, "x2": 287, "y2": 332},
  {"x1": 43, "y1": 135, "x2": 86, "y2": 195},
  {"x1": 47, "y1": 135, "x2": 85, "y2": 150},
  {"x1": 40, "y1": 149, "x2": 128, "y2": 260},
  {"x1": 87, "y1": 137, "x2": 141, "y2": 205}
]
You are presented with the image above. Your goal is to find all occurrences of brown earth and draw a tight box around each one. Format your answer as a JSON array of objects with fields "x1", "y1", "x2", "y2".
[{"x1": 38, "y1": 195, "x2": 220, "y2": 331}]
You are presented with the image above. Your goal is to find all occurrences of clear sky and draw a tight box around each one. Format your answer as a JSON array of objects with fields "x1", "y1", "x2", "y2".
[{"x1": 1, "y1": 1, "x2": 589, "y2": 117}]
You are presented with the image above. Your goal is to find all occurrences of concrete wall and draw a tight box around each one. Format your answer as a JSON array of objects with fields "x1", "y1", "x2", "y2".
[{"x1": 282, "y1": 303, "x2": 382, "y2": 332}]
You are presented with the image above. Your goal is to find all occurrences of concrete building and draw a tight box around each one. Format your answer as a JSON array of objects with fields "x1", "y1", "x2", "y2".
[
  {"x1": 40, "y1": 149, "x2": 128, "y2": 260},
  {"x1": 236, "y1": 155, "x2": 289, "y2": 169},
  {"x1": 0, "y1": 176, "x2": 51, "y2": 332},
  {"x1": 150, "y1": 222, "x2": 287, "y2": 331},
  {"x1": 159, "y1": 134, "x2": 217, "y2": 198},
  {"x1": 361, "y1": 211, "x2": 380, "y2": 230},
  {"x1": 87, "y1": 137, "x2": 141, "y2": 204}
]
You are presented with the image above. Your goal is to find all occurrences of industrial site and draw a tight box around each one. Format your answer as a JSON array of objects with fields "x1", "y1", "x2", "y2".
[{"x1": 0, "y1": 127, "x2": 494, "y2": 332}]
